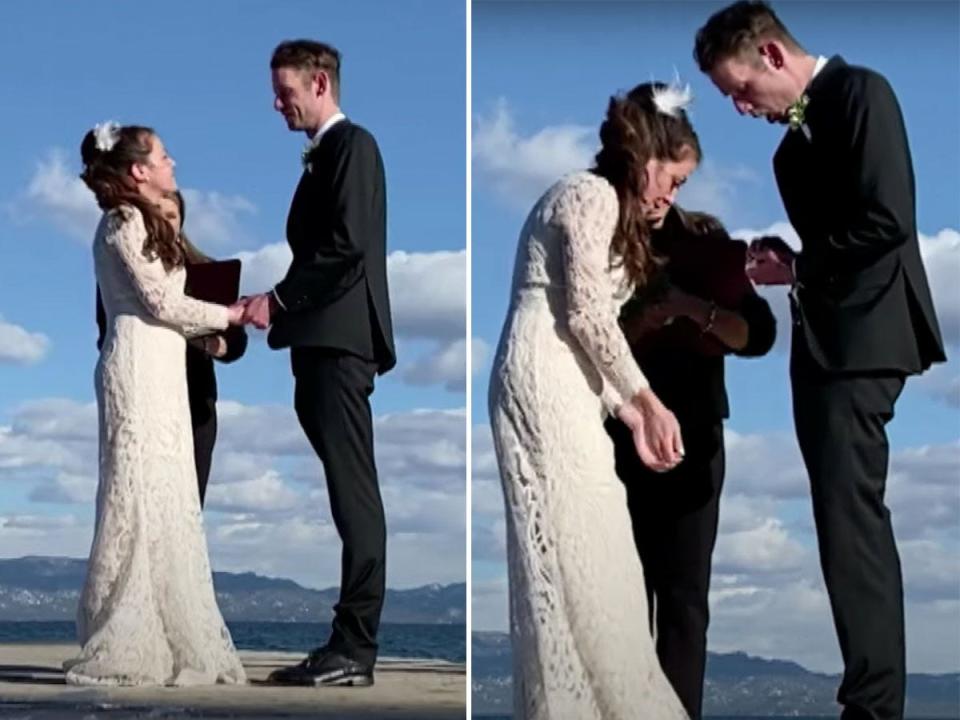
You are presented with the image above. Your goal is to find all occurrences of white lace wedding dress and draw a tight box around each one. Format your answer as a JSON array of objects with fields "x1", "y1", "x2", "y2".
[
  {"x1": 488, "y1": 172, "x2": 688, "y2": 719},
  {"x1": 64, "y1": 205, "x2": 246, "y2": 686}
]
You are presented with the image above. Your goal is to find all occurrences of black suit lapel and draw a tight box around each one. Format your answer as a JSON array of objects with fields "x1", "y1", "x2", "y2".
[
  {"x1": 287, "y1": 120, "x2": 354, "y2": 254},
  {"x1": 773, "y1": 56, "x2": 851, "y2": 249},
  {"x1": 302, "y1": 119, "x2": 353, "y2": 176}
]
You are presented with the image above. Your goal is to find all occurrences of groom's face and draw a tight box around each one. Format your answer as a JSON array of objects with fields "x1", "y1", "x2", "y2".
[
  {"x1": 272, "y1": 67, "x2": 321, "y2": 132},
  {"x1": 709, "y1": 51, "x2": 794, "y2": 123}
]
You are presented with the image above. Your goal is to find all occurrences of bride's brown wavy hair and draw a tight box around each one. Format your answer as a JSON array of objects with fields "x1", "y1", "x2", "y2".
[
  {"x1": 592, "y1": 82, "x2": 702, "y2": 287},
  {"x1": 80, "y1": 126, "x2": 184, "y2": 271}
]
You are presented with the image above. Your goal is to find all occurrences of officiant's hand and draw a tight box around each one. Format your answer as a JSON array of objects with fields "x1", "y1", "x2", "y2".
[
  {"x1": 617, "y1": 388, "x2": 684, "y2": 473},
  {"x1": 242, "y1": 293, "x2": 277, "y2": 330},
  {"x1": 659, "y1": 285, "x2": 709, "y2": 322},
  {"x1": 621, "y1": 286, "x2": 702, "y2": 342},
  {"x1": 188, "y1": 335, "x2": 229, "y2": 357},
  {"x1": 746, "y1": 235, "x2": 796, "y2": 285},
  {"x1": 621, "y1": 304, "x2": 670, "y2": 343}
]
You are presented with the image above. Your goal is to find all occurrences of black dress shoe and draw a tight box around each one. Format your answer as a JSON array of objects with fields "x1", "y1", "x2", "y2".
[{"x1": 267, "y1": 646, "x2": 374, "y2": 687}]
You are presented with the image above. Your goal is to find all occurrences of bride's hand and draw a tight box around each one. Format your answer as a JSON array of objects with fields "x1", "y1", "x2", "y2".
[
  {"x1": 616, "y1": 388, "x2": 684, "y2": 472},
  {"x1": 226, "y1": 301, "x2": 247, "y2": 326}
]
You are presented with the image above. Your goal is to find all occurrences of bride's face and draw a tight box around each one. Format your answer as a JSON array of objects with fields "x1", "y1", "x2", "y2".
[
  {"x1": 640, "y1": 151, "x2": 698, "y2": 228},
  {"x1": 133, "y1": 135, "x2": 178, "y2": 197}
]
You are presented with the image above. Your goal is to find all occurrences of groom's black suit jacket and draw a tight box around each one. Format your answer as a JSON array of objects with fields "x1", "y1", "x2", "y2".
[
  {"x1": 268, "y1": 119, "x2": 396, "y2": 374},
  {"x1": 774, "y1": 56, "x2": 944, "y2": 374}
]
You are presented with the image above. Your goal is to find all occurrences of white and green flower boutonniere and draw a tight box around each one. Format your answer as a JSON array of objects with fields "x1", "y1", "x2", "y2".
[
  {"x1": 788, "y1": 94, "x2": 811, "y2": 141},
  {"x1": 301, "y1": 133, "x2": 324, "y2": 173}
]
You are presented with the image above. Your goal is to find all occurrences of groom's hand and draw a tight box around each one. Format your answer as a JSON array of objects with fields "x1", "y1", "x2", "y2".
[
  {"x1": 746, "y1": 235, "x2": 796, "y2": 285},
  {"x1": 242, "y1": 293, "x2": 276, "y2": 330}
]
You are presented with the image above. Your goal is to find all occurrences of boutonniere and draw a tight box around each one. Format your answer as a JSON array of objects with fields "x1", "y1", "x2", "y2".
[
  {"x1": 788, "y1": 94, "x2": 811, "y2": 141},
  {"x1": 301, "y1": 146, "x2": 313, "y2": 173}
]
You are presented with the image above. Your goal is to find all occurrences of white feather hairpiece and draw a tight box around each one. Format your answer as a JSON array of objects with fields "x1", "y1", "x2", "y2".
[
  {"x1": 93, "y1": 121, "x2": 121, "y2": 152},
  {"x1": 651, "y1": 71, "x2": 693, "y2": 118}
]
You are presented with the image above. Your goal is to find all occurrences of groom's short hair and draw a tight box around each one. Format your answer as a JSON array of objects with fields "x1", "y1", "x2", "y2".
[
  {"x1": 271, "y1": 40, "x2": 342, "y2": 102},
  {"x1": 694, "y1": 1, "x2": 803, "y2": 72}
]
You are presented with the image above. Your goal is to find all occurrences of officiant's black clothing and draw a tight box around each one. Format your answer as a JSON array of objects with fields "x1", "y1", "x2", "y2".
[
  {"x1": 95, "y1": 285, "x2": 247, "y2": 507},
  {"x1": 268, "y1": 119, "x2": 394, "y2": 666},
  {"x1": 774, "y1": 56, "x2": 945, "y2": 720},
  {"x1": 606, "y1": 206, "x2": 775, "y2": 720}
]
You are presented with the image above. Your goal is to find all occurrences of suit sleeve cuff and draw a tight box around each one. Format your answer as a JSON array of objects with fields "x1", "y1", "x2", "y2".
[{"x1": 271, "y1": 287, "x2": 287, "y2": 311}]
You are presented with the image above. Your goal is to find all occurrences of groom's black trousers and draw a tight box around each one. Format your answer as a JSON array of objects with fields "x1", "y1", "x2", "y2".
[
  {"x1": 791, "y1": 343, "x2": 906, "y2": 720},
  {"x1": 292, "y1": 347, "x2": 386, "y2": 666},
  {"x1": 607, "y1": 418, "x2": 725, "y2": 720}
]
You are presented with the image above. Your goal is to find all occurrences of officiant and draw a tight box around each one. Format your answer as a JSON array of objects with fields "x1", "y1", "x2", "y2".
[
  {"x1": 96, "y1": 189, "x2": 247, "y2": 506},
  {"x1": 604, "y1": 203, "x2": 775, "y2": 720}
]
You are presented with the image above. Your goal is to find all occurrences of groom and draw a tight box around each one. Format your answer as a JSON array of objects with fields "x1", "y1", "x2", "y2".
[
  {"x1": 694, "y1": 3, "x2": 945, "y2": 719},
  {"x1": 244, "y1": 39, "x2": 395, "y2": 686}
]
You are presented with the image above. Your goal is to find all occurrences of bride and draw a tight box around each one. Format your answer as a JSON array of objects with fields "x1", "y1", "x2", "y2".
[
  {"x1": 488, "y1": 82, "x2": 701, "y2": 719},
  {"x1": 64, "y1": 122, "x2": 248, "y2": 686}
]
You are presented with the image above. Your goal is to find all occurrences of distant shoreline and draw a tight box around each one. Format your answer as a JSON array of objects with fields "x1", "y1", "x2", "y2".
[{"x1": 0, "y1": 621, "x2": 467, "y2": 664}]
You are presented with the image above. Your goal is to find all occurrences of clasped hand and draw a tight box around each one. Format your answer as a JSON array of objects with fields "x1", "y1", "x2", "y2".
[
  {"x1": 746, "y1": 235, "x2": 796, "y2": 285},
  {"x1": 225, "y1": 293, "x2": 277, "y2": 329}
]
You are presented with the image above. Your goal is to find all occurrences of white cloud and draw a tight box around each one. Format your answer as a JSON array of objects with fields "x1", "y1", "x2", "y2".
[
  {"x1": 0, "y1": 513, "x2": 79, "y2": 533},
  {"x1": 10, "y1": 398, "x2": 98, "y2": 442},
  {"x1": 234, "y1": 245, "x2": 466, "y2": 343},
  {"x1": 205, "y1": 470, "x2": 301, "y2": 514},
  {"x1": 13, "y1": 148, "x2": 257, "y2": 251},
  {"x1": 474, "y1": 99, "x2": 762, "y2": 219},
  {"x1": 714, "y1": 516, "x2": 809, "y2": 575},
  {"x1": 235, "y1": 245, "x2": 468, "y2": 391},
  {"x1": 18, "y1": 150, "x2": 100, "y2": 241},
  {"x1": 403, "y1": 338, "x2": 469, "y2": 391},
  {"x1": 472, "y1": 337, "x2": 491, "y2": 375},
  {"x1": 233, "y1": 242, "x2": 292, "y2": 296},
  {"x1": 388, "y1": 250, "x2": 466, "y2": 341},
  {"x1": 919, "y1": 228, "x2": 960, "y2": 348},
  {"x1": 28, "y1": 473, "x2": 96, "y2": 505},
  {"x1": 0, "y1": 397, "x2": 465, "y2": 589},
  {"x1": 473, "y1": 99, "x2": 594, "y2": 210},
  {"x1": 0, "y1": 316, "x2": 51, "y2": 365},
  {"x1": 676, "y1": 159, "x2": 759, "y2": 222},
  {"x1": 0, "y1": 399, "x2": 96, "y2": 476},
  {"x1": 888, "y1": 441, "x2": 960, "y2": 541},
  {"x1": 708, "y1": 577, "x2": 842, "y2": 672},
  {"x1": 723, "y1": 428, "x2": 809, "y2": 499},
  {"x1": 912, "y1": 360, "x2": 960, "y2": 408},
  {"x1": 178, "y1": 189, "x2": 256, "y2": 249},
  {"x1": 469, "y1": 424, "x2": 506, "y2": 564},
  {"x1": 899, "y1": 539, "x2": 960, "y2": 603},
  {"x1": 471, "y1": 413, "x2": 960, "y2": 670}
]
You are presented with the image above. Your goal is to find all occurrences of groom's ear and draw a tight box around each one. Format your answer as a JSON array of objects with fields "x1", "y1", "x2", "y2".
[
  {"x1": 312, "y1": 70, "x2": 330, "y2": 99},
  {"x1": 758, "y1": 41, "x2": 785, "y2": 71}
]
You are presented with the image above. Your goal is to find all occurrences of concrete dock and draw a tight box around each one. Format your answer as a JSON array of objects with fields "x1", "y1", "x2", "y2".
[{"x1": 0, "y1": 643, "x2": 466, "y2": 718}]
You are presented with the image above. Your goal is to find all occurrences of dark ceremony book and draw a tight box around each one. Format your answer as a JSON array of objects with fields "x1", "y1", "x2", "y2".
[
  {"x1": 184, "y1": 259, "x2": 242, "y2": 306},
  {"x1": 627, "y1": 235, "x2": 753, "y2": 357}
]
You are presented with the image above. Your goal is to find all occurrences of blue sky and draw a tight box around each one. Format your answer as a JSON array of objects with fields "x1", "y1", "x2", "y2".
[
  {"x1": 471, "y1": 1, "x2": 960, "y2": 672},
  {"x1": 0, "y1": 1, "x2": 467, "y2": 592}
]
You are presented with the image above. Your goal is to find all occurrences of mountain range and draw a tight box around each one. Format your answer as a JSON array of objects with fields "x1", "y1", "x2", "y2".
[{"x1": 0, "y1": 556, "x2": 465, "y2": 625}]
